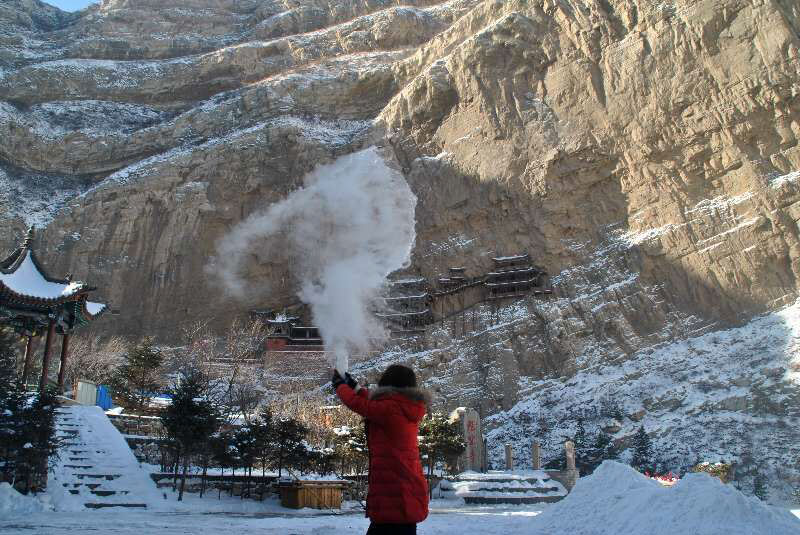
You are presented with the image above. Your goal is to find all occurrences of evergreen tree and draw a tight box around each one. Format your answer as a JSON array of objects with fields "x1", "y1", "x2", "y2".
[
  {"x1": 573, "y1": 416, "x2": 587, "y2": 468},
  {"x1": 16, "y1": 388, "x2": 60, "y2": 493},
  {"x1": 630, "y1": 426, "x2": 654, "y2": 473},
  {"x1": 270, "y1": 417, "x2": 310, "y2": 477},
  {"x1": 418, "y1": 413, "x2": 466, "y2": 477},
  {"x1": 582, "y1": 430, "x2": 618, "y2": 473},
  {"x1": 753, "y1": 472, "x2": 768, "y2": 501},
  {"x1": 232, "y1": 425, "x2": 258, "y2": 498},
  {"x1": 332, "y1": 424, "x2": 368, "y2": 476},
  {"x1": 161, "y1": 371, "x2": 221, "y2": 501},
  {"x1": 111, "y1": 338, "x2": 164, "y2": 414},
  {"x1": 209, "y1": 431, "x2": 236, "y2": 498},
  {"x1": 250, "y1": 408, "x2": 273, "y2": 476},
  {"x1": 0, "y1": 327, "x2": 58, "y2": 492},
  {"x1": 0, "y1": 327, "x2": 24, "y2": 483}
]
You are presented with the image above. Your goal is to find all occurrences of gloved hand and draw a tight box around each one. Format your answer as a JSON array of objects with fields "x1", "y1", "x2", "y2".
[
  {"x1": 332, "y1": 369, "x2": 346, "y2": 389},
  {"x1": 343, "y1": 372, "x2": 358, "y2": 390},
  {"x1": 331, "y1": 370, "x2": 358, "y2": 391}
]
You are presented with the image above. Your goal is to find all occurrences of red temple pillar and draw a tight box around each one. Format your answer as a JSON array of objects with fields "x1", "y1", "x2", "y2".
[
  {"x1": 57, "y1": 333, "x2": 71, "y2": 393},
  {"x1": 39, "y1": 319, "x2": 57, "y2": 392},
  {"x1": 21, "y1": 335, "x2": 36, "y2": 386}
]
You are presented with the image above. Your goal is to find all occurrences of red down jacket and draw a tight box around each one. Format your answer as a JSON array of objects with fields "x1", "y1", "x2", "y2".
[{"x1": 336, "y1": 384, "x2": 430, "y2": 524}]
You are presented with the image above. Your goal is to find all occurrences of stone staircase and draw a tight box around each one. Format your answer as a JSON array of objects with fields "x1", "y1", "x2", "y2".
[
  {"x1": 439, "y1": 470, "x2": 569, "y2": 504},
  {"x1": 51, "y1": 405, "x2": 162, "y2": 509}
]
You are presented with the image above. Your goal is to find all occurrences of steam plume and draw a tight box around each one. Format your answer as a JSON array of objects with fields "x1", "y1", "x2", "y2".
[{"x1": 215, "y1": 147, "x2": 417, "y2": 372}]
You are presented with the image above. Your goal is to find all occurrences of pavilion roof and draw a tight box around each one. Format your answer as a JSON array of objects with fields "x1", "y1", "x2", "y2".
[
  {"x1": 0, "y1": 229, "x2": 107, "y2": 330},
  {"x1": 0, "y1": 246, "x2": 87, "y2": 305}
]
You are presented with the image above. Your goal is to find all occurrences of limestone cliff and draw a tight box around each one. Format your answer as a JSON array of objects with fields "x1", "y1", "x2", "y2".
[{"x1": 2, "y1": 0, "x2": 800, "y2": 494}]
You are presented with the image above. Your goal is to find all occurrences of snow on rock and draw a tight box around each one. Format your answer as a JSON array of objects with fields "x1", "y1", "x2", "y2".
[
  {"x1": 0, "y1": 164, "x2": 90, "y2": 227},
  {"x1": 0, "y1": 482, "x2": 52, "y2": 516},
  {"x1": 531, "y1": 461, "x2": 800, "y2": 535},
  {"x1": 486, "y1": 299, "x2": 800, "y2": 498},
  {"x1": 770, "y1": 171, "x2": 800, "y2": 189}
]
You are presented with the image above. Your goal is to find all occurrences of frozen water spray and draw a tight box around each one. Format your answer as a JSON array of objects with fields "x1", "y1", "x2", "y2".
[{"x1": 214, "y1": 147, "x2": 417, "y2": 373}]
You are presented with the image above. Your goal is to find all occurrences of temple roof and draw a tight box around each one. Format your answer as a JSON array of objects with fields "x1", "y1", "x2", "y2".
[
  {"x1": 491, "y1": 253, "x2": 531, "y2": 263},
  {"x1": 0, "y1": 228, "x2": 108, "y2": 331},
  {"x1": 85, "y1": 301, "x2": 107, "y2": 318},
  {"x1": 0, "y1": 252, "x2": 85, "y2": 303}
]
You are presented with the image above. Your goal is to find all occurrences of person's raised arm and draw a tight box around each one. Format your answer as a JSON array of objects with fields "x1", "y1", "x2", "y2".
[{"x1": 333, "y1": 370, "x2": 391, "y2": 423}]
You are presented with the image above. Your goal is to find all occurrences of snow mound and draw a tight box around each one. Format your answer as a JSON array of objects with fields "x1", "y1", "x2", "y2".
[
  {"x1": 532, "y1": 461, "x2": 800, "y2": 535},
  {"x1": 0, "y1": 483, "x2": 52, "y2": 516}
]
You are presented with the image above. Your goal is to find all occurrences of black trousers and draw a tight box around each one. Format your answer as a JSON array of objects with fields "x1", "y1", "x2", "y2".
[{"x1": 366, "y1": 523, "x2": 417, "y2": 535}]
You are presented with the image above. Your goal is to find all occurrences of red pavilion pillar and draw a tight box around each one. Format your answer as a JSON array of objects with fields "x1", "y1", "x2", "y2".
[
  {"x1": 21, "y1": 335, "x2": 37, "y2": 387},
  {"x1": 39, "y1": 319, "x2": 57, "y2": 392},
  {"x1": 57, "y1": 333, "x2": 71, "y2": 393}
]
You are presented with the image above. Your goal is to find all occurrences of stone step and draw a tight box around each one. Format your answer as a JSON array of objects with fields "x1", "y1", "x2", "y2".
[
  {"x1": 68, "y1": 489, "x2": 130, "y2": 497},
  {"x1": 64, "y1": 464, "x2": 95, "y2": 469},
  {"x1": 68, "y1": 457, "x2": 90, "y2": 461},
  {"x1": 64, "y1": 482, "x2": 103, "y2": 490},
  {"x1": 72, "y1": 474, "x2": 121, "y2": 480},
  {"x1": 464, "y1": 496, "x2": 563, "y2": 505},
  {"x1": 85, "y1": 503, "x2": 147, "y2": 509},
  {"x1": 463, "y1": 487, "x2": 560, "y2": 494}
]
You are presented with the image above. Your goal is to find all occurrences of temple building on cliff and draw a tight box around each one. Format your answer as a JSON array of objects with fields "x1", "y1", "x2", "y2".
[
  {"x1": 485, "y1": 253, "x2": 551, "y2": 299},
  {"x1": 378, "y1": 277, "x2": 433, "y2": 337},
  {"x1": 0, "y1": 228, "x2": 107, "y2": 392},
  {"x1": 253, "y1": 312, "x2": 325, "y2": 352}
]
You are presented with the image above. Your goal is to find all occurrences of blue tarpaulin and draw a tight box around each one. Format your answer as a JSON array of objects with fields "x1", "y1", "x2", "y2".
[{"x1": 96, "y1": 385, "x2": 113, "y2": 410}]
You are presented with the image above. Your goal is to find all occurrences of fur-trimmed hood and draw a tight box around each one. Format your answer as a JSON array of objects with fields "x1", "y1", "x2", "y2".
[{"x1": 369, "y1": 386, "x2": 433, "y2": 407}]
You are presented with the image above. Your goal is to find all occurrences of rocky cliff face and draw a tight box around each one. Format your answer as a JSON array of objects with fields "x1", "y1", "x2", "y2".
[{"x1": 2, "y1": 0, "x2": 800, "y2": 494}]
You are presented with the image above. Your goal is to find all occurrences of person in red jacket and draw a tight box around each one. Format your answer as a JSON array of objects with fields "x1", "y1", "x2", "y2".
[{"x1": 333, "y1": 364, "x2": 431, "y2": 535}]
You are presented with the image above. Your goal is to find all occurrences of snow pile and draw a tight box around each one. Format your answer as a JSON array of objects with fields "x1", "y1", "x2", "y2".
[
  {"x1": 532, "y1": 461, "x2": 800, "y2": 535},
  {"x1": 215, "y1": 147, "x2": 417, "y2": 373},
  {"x1": 0, "y1": 483, "x2": 52, "y2": 515}
]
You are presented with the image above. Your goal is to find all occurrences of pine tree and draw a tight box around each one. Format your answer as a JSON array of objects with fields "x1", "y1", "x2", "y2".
[
  {"x1": 418, "y1": 413, "x2": 466, "y2": 479},
  {"x1": 753, "y1": 471, "x2": 768, "y2": 501},
  {"x1": 209, "y1": 431, "x2": 236, "y2": 499},
  {"x1": 270, "y1": 417, "x2": 310, "y2": 477},
  {"x1": 17, "y1": 388, "x2": 60, "y2": 493},
  {"x1": 0, "y1": 326, "x2": 60, "y2": 495},
  {"x1": 232, "y1": 425, "x2": 258, "y2": 497},
  {"x1": 630, "y1": 426, "x2": 653, "y2": 473},
  {"x1": 791, "y1": 483, "x2": 800, "y2": 506},
  {"x1": 161, "y1": 371, "x2": 221, "y2": 501},
  {"x1": 583, "y1": 430, "x2": 617, "y2": 473},
  {"x1": 250, "y1": 408, "x2": 273, "y2": 476},
  {"x1": 573, "y1": 416, "x2": 587, "y2": 469},
  {"x1": 111, "y1": 338, "x2": 164, "y2": 414},
  {"x1": 333, "y1": 424, "x2": 368, "y2": 476}
]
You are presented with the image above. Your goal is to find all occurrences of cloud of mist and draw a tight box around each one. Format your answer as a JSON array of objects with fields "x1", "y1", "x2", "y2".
[{"x1": 214, "y1": 147, "x2": 417, "y2": 372}]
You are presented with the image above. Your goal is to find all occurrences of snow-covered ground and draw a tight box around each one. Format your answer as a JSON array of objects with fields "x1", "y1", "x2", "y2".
[
  {"x1": 3, "y1": 462, "x2": 799, "y2": 534},
  {"x1": 0, "y1": 506, "x2": 544, "y2": 535}
]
